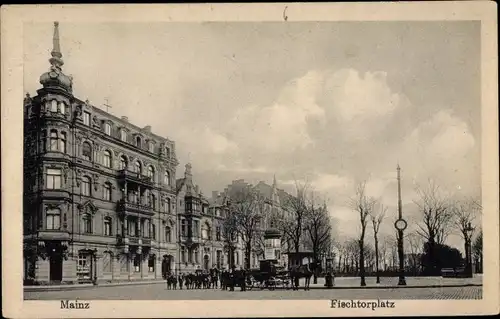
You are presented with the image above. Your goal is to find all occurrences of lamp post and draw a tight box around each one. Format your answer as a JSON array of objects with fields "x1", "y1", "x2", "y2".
[
  {"x1": 465, "y1": 222, "x2": 474, "y2": 278},
  {"x1": 395, "y1": 164, "x2": 407, "y2": 286}
]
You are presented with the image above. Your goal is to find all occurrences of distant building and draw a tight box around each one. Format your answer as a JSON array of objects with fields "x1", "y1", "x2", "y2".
[{"x1": 23, "y1": 22, "x2": 178, "y2": 284}]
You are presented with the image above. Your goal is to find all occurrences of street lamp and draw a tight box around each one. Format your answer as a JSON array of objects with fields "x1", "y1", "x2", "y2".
[
  {"x1": 465, "y1": 222, "x2": 474, "y2": 278},
  {"x1": 395, "y1": 164, "x2": 407, "y2": 286}
]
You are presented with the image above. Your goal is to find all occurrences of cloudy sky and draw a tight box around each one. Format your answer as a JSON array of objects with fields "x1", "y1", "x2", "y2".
[{"x1": 24, "y1": 21, "x2": 481, "y2": 250}]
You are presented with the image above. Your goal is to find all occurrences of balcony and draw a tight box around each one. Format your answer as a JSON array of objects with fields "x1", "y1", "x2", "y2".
[
  {"x1": 116, "y1": 234, "x2": 152, "y2": 248},
  {"x1": 117, "y1": 169, "x2": 153, "y2": 186},
  {"x1": 117, "y1": 199, "x2": 154, "y2": 216},
  {"x1": 37, "y1": 230, "x2": 71, "y2": 241}
]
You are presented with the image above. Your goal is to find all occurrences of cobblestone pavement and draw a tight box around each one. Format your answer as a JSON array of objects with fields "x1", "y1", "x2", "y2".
[{"x1": 25, "y1": 284, "x2": 482, "y2": 300}]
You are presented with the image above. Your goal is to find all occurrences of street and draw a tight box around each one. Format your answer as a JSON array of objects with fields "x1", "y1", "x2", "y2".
[{"x1": 24, "y1": 276, "x2": 482, "y2": 300}]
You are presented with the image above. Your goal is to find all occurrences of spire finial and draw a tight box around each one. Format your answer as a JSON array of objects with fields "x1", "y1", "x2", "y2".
[
  {"x1": 272, "y1": 174, "x2": 277, "y2": 187},
  {"x1": 49, "y1": 21, "x2": 64, "y2": 70}
]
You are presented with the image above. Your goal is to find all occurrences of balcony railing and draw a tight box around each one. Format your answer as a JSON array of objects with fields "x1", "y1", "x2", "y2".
[
  {"x1": 116, "y1": 234, "x2": 152, "y2": 247},
  {"x1": 117, "y1": 199, "x2": 154, "y2": 216},
  {"x1": 117, "y1": 169, "x2": 153, "y2": 186}
]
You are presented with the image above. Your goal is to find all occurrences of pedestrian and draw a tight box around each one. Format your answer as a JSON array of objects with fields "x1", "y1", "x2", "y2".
[
  {"x1": 178, "y1": 274, "x2": 184, "y2": 290},
  {"x1": 240, "y1": 268, "x2": 247, "y2": 292},
  {"x1": 173, "y1": 275, "x2": 178, "y2": 290}
]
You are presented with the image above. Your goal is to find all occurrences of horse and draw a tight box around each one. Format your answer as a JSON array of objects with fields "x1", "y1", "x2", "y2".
[{"x1": 289, "y1": 264, "x2": 313, "y2": 291}]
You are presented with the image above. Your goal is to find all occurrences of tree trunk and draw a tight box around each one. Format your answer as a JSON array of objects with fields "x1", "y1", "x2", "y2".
[
  {"x1": 245, "y1": 242, "x2": 252, "y2": 270},
  {"x1": 359, "y1": 239, "x2": 366, "y2": 286},
  {"x1": 375, "y1": 236, "x2": 380, "y2": 284}
]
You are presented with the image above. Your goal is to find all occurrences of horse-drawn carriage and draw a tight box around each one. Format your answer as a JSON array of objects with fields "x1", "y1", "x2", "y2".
[{"x1": 246, "y1": 260, "x2": 292, "y2": 290}]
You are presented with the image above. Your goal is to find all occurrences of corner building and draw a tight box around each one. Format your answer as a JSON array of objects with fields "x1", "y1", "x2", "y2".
[{"x1": 23, "y1": 22, "x2": 179, "y2": 284}]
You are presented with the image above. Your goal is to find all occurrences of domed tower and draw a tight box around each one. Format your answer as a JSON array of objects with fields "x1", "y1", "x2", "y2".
[{"x1": 23, "y1": 22, "x2": 75, "y2": 285}]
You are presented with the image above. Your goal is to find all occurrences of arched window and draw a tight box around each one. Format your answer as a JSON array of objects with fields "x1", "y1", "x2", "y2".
[
  {"x1": 165, "y1": 197, "x2": 171, "y2": 213},
  {"x1": 147, "y1": 166, "x2": 155, "y2": 181},
  {"x1": 136, "y1": 136, "x2": 141, "y2": 148},
  {"x1": 81, "y1": 176, "x2": 91, "y2": 196},
  {"x1": 104, "y1": 217, "x2": 112, "y2": 236},
  {"x1": 59, "y1": 132, "x2": 66, "y2": 153},
  {"x1": 50, "y1": 100, "x2": 58, "y2": 113},
  {"x1": 50, "y1": 130, "x2": 58, "y2": 151},
  {"x1": 59, "y1": 101, "x2": 65, "y2": 114},
  {"x1": 135, "y1": 161, "x2": 142, "y2": 174},
  {"x1": 103, "y1": 183, "x2": 112, "y2": 201},
  {"x1": 82, "y1": 213, "x2": 92, "y2": 234},
  {"x1": 165, "y1": 225, "x2": 172, "y2": 243},
  {"x1": 148, "y1": 141, "x2": 154, "y2": 153},
  {"x1": 119, "y1": 156, "x2": 127, "y2": 170},
  {"x1": 46, "y1": 208, "x2": 61, "y2": 230},
  {"x1": 164, "y1": 171, "x2": 170, "y2": 186},
  {"x1": 82, "y1": 142, "x2": 92, "y2": 161},
  {"x1": 202, "y1": 223, "x2": 211, "y2": 240},
  {"x1": 103, "y1": 150, "x2": 112, "y2": 168}
]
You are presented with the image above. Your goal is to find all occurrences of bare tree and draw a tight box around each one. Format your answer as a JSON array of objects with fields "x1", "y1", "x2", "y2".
[
  {"x1": 280, "y1": 181, "x2": 309, "y2": 254},
  {"x1": 227, "y1": 186, "x2": 265, "y2": 270},
  {"x1": 349, "y1": 181, "x2": 376, "y2": 286},
  {"x1": 305, "y1": 202, "x2": 332, "y2": 283},
  {"x1": 414, "y1": 180, "x2": 454, "y2": 245},
  {"x1": 452, "y1": 197, "x2": 481, "y2": 271},
  {"x1": 221, "y1": 206, "x2": 239, "y2": 269},
  {"x1": 405, "y1": 231, "x2": 423, "y2": 274},
  {"x1": 472, "y1": 229, "x2": 483, "y2": 273},
  {"x1": 370, "y1": 202, "x2": 386, "y2": 283}
]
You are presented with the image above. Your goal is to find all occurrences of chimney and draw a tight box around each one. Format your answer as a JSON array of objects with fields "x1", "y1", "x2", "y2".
[
  {"x1": 144, "y1": 125, "x2": 151, "y2": 132},
  {"x1": 121, "y1": 116, "x2": 128, "y2": 122}
]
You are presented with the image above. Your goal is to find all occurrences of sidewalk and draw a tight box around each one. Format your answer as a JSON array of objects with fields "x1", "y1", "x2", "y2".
[
  {"x1": 24, "y1": 275, "x2": 482, "y2": 292},
  {"x1": 301, "y1": 275, "x2": 483, "y2": 290}
]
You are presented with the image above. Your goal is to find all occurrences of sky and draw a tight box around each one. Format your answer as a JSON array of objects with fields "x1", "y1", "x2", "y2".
[{"x1": 24, "y1": 21, "x2": 481, "y2": 251}]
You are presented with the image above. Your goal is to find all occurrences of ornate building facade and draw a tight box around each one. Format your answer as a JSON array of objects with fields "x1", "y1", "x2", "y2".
[{"x1": 23, "y1": 22, "x2": 179, "y2": 284}]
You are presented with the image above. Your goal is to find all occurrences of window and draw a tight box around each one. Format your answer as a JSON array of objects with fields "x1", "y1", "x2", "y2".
[
  {"x1": 188, "y1": 248, "x2": 193, "y2": 263},
  {"x1": 83, "y1": 112, "x2": 91, "y2": 126},
  {"x1": 103, "y1": 183, "x2": 112, "y2": 201},
  {"x1": 165, "y1": 197, "x2": 171, "y2": 213},
  {"x1": 194, "y1": 248, "x2": 199, "y2": 264},
  {"x1": 216, "y1": 251, "x2": 222, "y2": 269},
  {"x1": 151, "y1": 223, "x2": 156, "y2": 240},
  {"x1": 77, "y1": 252, "x2": 91, "y2": 279},
  {"x1": 136, "y1": 136, "x2": 141, "y2": 148},
  {"x1": 151, "y1": 194, "x2": 156, "y2": 210},
  {"x1": 216, "y1": 226, "x2": 221, "y2": 241},
  {"x1": 104, "y1": 217, "x2": 112, "y2": 236},
  {"x1": 181, "y1": 246, "x2": 186, "y2": 263},
  {"x1": 135, "y1": 161, "x2": 141, "y2": 174},
  {"x1": 181, "y1": 219, "x2": 187, "y2": 237},
  {"x1": 119, "y1": 156, "x2": 127, "y2": 170},
  {"x1": 82, "y1": 142, "x2": 92, "y2": 161},
  {"x1": 46, "y1": 208, "x2": 61, "y2": 230},
  {"x1": 148, "y1": 141, "x2": 154, "y2": 153},
  {"x1": 82, "y1": 214, "x2": 92, "y2": 234},
  {"x1": 104, "y1": 123, "x2": 111, "y2": 136},
  {"x1": 51, "y1": 100, "x2": 58, "y2": 112},
  {"x1": 164, "y1": 171, "x2": 170, "y2": 186},
  {"x1": 193, "y1": 220, "x2": 199, "y2": 238},
  {"x1": 148, "y1": 255, "x2": 155, "y2": 272},
  {"x1": 103, "y1": 150, "x2": 112, "y2": 168},
  {"x1": 59, "y1": 102, "x2": 65, "y2": 115},
  {"x1": 59, "y1": 132, "x2": 66, "y2": 153},
  {"x1": 165, "y1": 147, "x2": 170, "y2": 158},
  {"x1": 81, "y1": 176, "x2": 91, "y2": 196},
  {"x1": 165, "y1": 226, "x2": 171, "y2": 243},
  {"x1": 147, "y1": 166, "x2": 155, "y2": 182},
  {"x1": 133, "y1": 254, "x2": 141, "y2": 272},
  {"x1": 202, "y1": 223, "x2": 211, "y2": 240},
  {"x1": 50, "y1": 131, "x2": 58, "y2": 151},
  {"x1": 143, "y1": 219, "x2": 150, "y2": 238},
  {"x1": 46, "y1": 168, "x2": 62, "y2": 189}
]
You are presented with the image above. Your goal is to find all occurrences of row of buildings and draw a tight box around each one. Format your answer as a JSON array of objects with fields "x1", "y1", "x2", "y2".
[{"x1": 23, "y1": 22, "x2": 296, "y2": 285}]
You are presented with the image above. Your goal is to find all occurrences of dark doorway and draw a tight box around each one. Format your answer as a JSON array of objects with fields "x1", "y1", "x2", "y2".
[
  {"x1": 161, "y1": 255, "x2": 172, "y2": 277},
  {"x1": 49, "y1": 254, "x2": 63, "y2": 282},
  {"x1": 203, "y1": 255, "x2": 210, "y2": 271}
]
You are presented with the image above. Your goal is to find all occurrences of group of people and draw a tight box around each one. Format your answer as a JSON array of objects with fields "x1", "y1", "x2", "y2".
[{"x1": 163, "y1": 266, "x2": 249, "y2": 291}]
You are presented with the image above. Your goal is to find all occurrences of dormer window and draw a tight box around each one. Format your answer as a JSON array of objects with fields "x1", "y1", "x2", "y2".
[
  {"x1": 148, "y1": 141, "x2": 154, "y2": 153},
  {"x1": 59, "y1": 102, "x2": 66, "y2": 114},
  {"x1": 83, "y1": 112, "x2": 90, "y2": 126},
  {"x1": 136, "y1": 136, "x2": 142, "y2": 148},
  {"x1": 165, "y1": 147, "x2": 170, "y2": 158},
  {"x1": 120, "y1": 129, "x2": 127, "y2": 142},
  {"x1": 104, "y1": 122, "x2": 111, "y2": 136}
]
